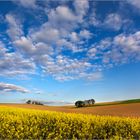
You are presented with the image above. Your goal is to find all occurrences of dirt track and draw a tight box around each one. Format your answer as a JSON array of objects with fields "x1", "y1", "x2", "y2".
[{"x1": 1, "y1": 103, "x2": 140, "y2": 118}]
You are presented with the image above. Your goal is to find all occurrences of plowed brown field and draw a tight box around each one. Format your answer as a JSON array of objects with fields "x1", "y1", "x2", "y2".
[{"x1": 1, "y1": 103, "x2": 140, "y2": 118}]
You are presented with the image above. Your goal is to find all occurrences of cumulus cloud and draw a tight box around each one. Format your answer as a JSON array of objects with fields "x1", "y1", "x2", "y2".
[
  {"x1": 12, "y1": 0, "x2": 36, "y2": 9},
  {"x1": 41, "y1": 55, "x2": 95, "y2": 81},
  {"x1": 0, "y1": 82, "x2": 29, "y2": 93},
  {"x1": 74, "y1": 0, "x2": 89, "y2": 20},
  {"x1": 1, "y1": 1, "x2": 139, "y2": 82},
  {"x1": 127, "y1": 0, "x2": 140, "y2": 10},
  {"x1": 5, "y1": 13, "x2": 23, "y2": 40},
  {"x1": 69, "y1": 32, "x2": 79, "y2": 42},
  {"x1": 89, "y1": 11, "x2": 132, "y2": 32},
  {"x1": 0, "y1": 41, "x2": 35, "y2": 77},
  {"x1": 52, "y1": 6, "x2": 76, "y2": 22},
  {"x1": 14, "y1": 36, "x2": 35, "y2": 55},
  {"x1": 103, "y1": 13, "x2": 123, "y2": 31},
  {"x1": 88, "y1": 31, "x2": 140, "y2": 67},
  {"x1": 79, "y1": 72, "x2": 103, "y2": 81},
  {"x1": 113, "y1": 31, "x2": 140, "y2": 60},
  {"x1": 0, "y1": 54, "x2": 35, "y2": 76},
  {"x1": 29, "y1": 1, "x2": 90, "y2": 46},
  {"x1": 79, "y1": 29, "x2": 93, "y2": 39},
  {"x1": 8, "y1": 1, "x2": 96, "y2": 81},
  {"x1": 48, "y1": 6, "x2": 77, "y2": 31},
  {"x1": 31, "y1": 25, "x2": 60, "y2": 44},
  {"x1": 29, "y1": 5, "x2": 79, "y2": 47},
  {"x1": 13, "y1": 36, "x2": 98, "y2": 81}
]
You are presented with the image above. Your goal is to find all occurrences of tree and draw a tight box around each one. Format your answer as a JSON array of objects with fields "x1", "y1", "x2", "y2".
[
  {"x1": 26, "y1": 100, "x2": 31, "y2": 104},
  {"x1": 75, "y1": 99, "x2": 95, "y2": 107},
  {"x1": 26, "y1": 100, "x2": 43, "y2": 105},
  {"x1": 75, "y1": 101, "x2": 85, "y2": 107},
  {"x1": 91, "y1": 99, "x2": 95, "y2": 104}
]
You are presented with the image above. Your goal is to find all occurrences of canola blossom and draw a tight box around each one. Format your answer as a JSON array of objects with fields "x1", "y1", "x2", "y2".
[{"x1": 0, "y1": 106, "x2": 140, "y2": 139}]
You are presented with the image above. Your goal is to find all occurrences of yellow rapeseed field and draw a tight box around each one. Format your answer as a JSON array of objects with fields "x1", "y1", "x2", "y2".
[{"x1": 0, "y1": 106, "x2": 140, "y2": 139}]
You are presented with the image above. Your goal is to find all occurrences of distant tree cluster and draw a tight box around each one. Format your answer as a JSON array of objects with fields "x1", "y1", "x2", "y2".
[
  {"x1": 75, "y1": 99, "x2": 95, "y2": 107},
  {"x1": 26, "y1": 100, "x2": 43, "y2": 105}
]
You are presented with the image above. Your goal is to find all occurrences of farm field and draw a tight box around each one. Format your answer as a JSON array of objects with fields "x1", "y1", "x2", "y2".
[
  {"x1": 0, "y1": 106, "x2": 140, "y2": 139},
  {"x1": 1, "y1": 102, "x2": 140, "y2": 118}
]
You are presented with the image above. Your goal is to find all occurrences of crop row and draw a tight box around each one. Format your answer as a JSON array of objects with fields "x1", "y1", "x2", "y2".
[{"x1": 0, "y1": 106, "x2": 140, "y2": 139}]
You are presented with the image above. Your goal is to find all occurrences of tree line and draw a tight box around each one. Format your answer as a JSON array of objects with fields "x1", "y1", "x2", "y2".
[
  {"x1": 26, "y1": 100, "x2": 44, "y2": 105},
  {"x1": 75, "y1": 99, "x2": 95, "y2": 107}
]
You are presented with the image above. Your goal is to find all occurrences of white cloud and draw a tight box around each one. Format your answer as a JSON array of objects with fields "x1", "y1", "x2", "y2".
[
  {"x1": 48, "y1": 6, "x2": 77, "y2": 31},
  {"x1": 88, "y1": 31, "x2": 140, "y2": 67},
  {"x1": 35, "y1": 42, "x2": 53, "y2": 55},
  {"x1": 89, "y1": 12, "x2": 101, "y2": 27},
  {"x1": 5, "y1": 14, "x2": 23, "y2": 40},
  {"x1": 0, "y1": 42, "x2": 35, "y2": 77},
  {"x1": 31, "y1": 25, "x2": 60, "y2": 44},
  {"x1": 74, "y1": 0, "x2": 89, "y2": 19},
  {"x1": 13, "y1": 36, "x2": 98, "y2": 81},
  {"x1": 0, "y1": 82, "x2": 29, "y2": 93},
  {"x1": 40, "y1": 55, "x2": 100, "y2": 81},
  {"x1": 69, "y1": 32, "x2": 79, "y2": 42},
  {"x1": 127, "y1": 0, "x2": 140, "y2": 10},
  {"x1": 26, "y1": 1, "x2": 92, "y2": 56},
  {"x1": 0, "y1": 53, "x2": 35, "y2": 76},
  {"x1": 79, "y1": 72, "x2": 103, "y2": 81},
  {"x1": 14, "y1": 36, "x2": 53, "y2": 57},
  {"x1": 12, "y1": 0, "x2": 36, "y2": 9},
  {"x1": 104, "y1": 13, "x2": 122, "y2": 31},
  {"x1": 53, "y1": 6, "x2": 76, "y2": 22},
  {"x1": 6, "y1": 4, "x2": 98, "y2": 82},
  {"x1": 29, "y1": 2, "x2": 90, "y2": 48},
  {"x1": 14, "y1": 36, "x2": 35, "y2": 55},
  {"x1": 0, "y1": 41, "x2": 7, "y2": 54},
  {"x1": 56, "y1": 38, "x2": 79, "y2": 52},
  {"x1": 113, "y1": 31, "x2": 140, "y2": 56},
  {"x1": 3, "y1": 1, "x2": 139, "y2": 83},
  {"x1": 88, "y1": 47, "x2": 97, "y2": 57},
  {"x1": 79, "y1": 29, "x2": 92, "y2": 39}
]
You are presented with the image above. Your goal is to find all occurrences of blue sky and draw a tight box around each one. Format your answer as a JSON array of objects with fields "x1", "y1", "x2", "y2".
[{"x1": 0, "y1": 0, "x2": 140, "y2": 105}]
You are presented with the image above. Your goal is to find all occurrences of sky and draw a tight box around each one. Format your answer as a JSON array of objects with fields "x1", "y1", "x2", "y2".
[{"x1": 0, "y1": 0, "x2": 140, "y2": 105}]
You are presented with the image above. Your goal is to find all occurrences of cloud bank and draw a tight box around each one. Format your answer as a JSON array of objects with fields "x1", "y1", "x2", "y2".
[{"x1": 0, "y1": 82, "x2": 29, "y2": 93}]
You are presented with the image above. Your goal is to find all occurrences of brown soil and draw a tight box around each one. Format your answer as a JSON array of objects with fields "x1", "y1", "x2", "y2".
[{"x1": 1, "y1": 103, "x2": 140, "y2": 118}]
